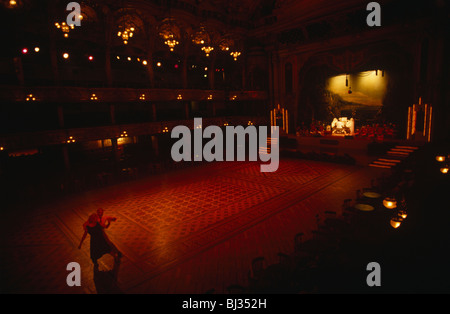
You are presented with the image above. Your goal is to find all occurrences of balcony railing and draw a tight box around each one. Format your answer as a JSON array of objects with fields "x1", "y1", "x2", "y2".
[{"x1": 0, "y1": 116, "x2": 269, "y2": 151}]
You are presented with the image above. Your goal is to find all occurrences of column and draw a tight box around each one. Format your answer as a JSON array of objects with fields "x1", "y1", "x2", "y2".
[
  {"x1": 57, "y1": 105, "x2": 64, "y2": 128},
  {"x1": 48, "y1": 1, "x2": 60, "y2": 86},
  {"x1": 208, "y1": 54, "x2": 216, "y2": 90},
  {"x1": 62, "y1": 145, "x2": 70, "y2": 172},
  {"x1": 151, "y1": 135, "x2": 159, "y2": 157},
  {"x1": 146, "y1": 52, "x2": 155, "y2": 88},
  {"x1": 104, "y1": 9, "x2": 113, "y2": 87},
  {"x1": 182, "y1": 44, "x2": 189, "y2": 89},
  {"x1": 109, "y1": 103, "x2": 116, "y2": 124},
  {"x1": 185, "y1": 102, "x2": 190, "y2": 119},
  {"x1": 152, "y1": 103, "x2": 157, "y2": 122}
]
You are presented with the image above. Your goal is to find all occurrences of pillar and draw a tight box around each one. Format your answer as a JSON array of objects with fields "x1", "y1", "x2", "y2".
[
  {"x1": 104, "y1": 8, "x2": 113, "y2": 87},
  {"x1": 62, "y1": 145, "x2": 70, "y2": 172},
  {"x1": 57, "y1": 105, "x2": 64, "y2": 128},
  {"x1": 185, "y1": 102, "x2": 190, "y2": 119},
  {"x1": 109, "y1": 104, "x2": 116, "y2": 124},
  {"x1": 152, "y1": 103, "x2": 157, "y2": 122}
]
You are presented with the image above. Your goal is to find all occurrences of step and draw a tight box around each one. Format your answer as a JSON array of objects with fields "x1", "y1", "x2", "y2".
[
  {"x1": 369, "y1": 163, "x2": 392, "y2": 169},
  {"x1": 390, "y1": 148, "x2": 414, "y2": 153},
  {"x1": 373, "y1": 160, "x2": 397, "y2": 166},
  {"x1": 395, "y1": 145, "x2": 419, "y2": 150},
  {"x1": 378, "y1": 158, "x2": 402, "y2": 163},
  {"x1": 387, "y1": 151, "x2": 410, "y2": 156}
]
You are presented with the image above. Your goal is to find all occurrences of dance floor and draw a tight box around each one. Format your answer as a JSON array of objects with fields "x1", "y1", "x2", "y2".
[{"x1": 0, "y1": 158, "x2": 384, "y2": 294}]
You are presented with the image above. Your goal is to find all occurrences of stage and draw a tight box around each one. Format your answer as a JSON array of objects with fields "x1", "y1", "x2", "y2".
[{"x1": 282, "y1": 134, "x2": 420, "y2": 166}]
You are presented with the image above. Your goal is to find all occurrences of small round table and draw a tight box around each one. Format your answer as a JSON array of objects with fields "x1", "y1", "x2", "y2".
[
  {"x1": 354, "y1": 203, "x2": 375, "y2": 212},
  {"x1": 362, "y1": 191, "x2": 382, "y2": 199}
]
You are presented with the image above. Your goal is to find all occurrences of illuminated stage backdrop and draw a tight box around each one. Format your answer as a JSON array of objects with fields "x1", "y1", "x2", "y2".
[{"x1": 326, "y1": 70, "x2": 388, "y2": 114}]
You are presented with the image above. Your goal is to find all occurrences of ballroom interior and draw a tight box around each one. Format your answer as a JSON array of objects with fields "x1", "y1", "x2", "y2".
[{"x1": 1, "y1": 0, "x2": 449, "y2": 295}]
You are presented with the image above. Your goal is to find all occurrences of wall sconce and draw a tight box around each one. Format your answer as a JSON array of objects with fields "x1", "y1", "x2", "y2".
[
  {"x1": 66, "y1": 136, "x2": 76, "y2": 144},
  {"x1": 398, "y1": 209, "x2": 408, "y2": 219},
  {"x1": 390, "y1": 217, "x2": 402, "y2": 229},
  {"x1": 383, "y1": 197, "x2": 397, "y2": 209}
]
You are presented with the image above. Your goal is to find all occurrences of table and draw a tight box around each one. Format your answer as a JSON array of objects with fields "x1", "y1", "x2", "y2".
[
  {"x1": 354, "y1": 203, "x2": 375, "y2": 212},
  {"x1": 363, "y1": 191, "x2": 382, "y2": 199}
]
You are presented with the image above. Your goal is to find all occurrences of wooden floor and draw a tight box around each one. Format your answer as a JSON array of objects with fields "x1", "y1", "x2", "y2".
[{"x1": 0, "y1": 158, "x2": 388, "y2": 294}]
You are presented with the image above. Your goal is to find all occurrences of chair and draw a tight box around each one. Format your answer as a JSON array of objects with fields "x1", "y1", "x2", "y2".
[
  {"x1": 294, "y1": 232, "x2": 304, "y2": 253},
  {"x1": 277, "y1": 252, "x2": 290, "y2": 265},
  {"x1": 250, "y1": 256, "x2": 266, "y2": 279}
]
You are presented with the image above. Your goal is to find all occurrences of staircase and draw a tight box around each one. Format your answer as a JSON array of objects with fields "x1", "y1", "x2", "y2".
[{"x1": 369, "y1": 145, "x2": 419, "y2": 169}]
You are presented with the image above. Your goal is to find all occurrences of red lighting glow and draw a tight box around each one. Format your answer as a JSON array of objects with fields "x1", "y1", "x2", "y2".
[
  {"x1": 22, "y1": 48, "x2": 28, "y2": 54},
  {"x1": 88, "y1": 56, "x2": 94, "y2": 61}
]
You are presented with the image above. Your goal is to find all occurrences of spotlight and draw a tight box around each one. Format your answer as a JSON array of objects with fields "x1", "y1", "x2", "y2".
[
  {"x1": 63, "y1": 53, "x2": 69, "y2": 59},
  {"x1": 34, "y1": 47, "x2": 40, "y2": 53},
  {"x1": 88, "y1": 55, "x2": 94, "y2": 61}
]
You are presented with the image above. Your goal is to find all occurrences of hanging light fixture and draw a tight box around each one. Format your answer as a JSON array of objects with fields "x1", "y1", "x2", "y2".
[
  {"x1": 219, "y1": 36, "x2": 233, "y2": 52},
  {"x1": 117, "y1": 26, "x2": 135, "y2": 45},
  {"x1": 159, "y1": 18, "x2": 180, "y2": 52},
  {"x1": 230, "y1": 51, "x2": 241, "y2": 61},
  {"x1": 55, "y1": 21, "x2": 75, "y2": 38},
  {"x1": 201, "y1": 46, "x2": 214, "y2": 57},
  {"x1": 192, "y1": 26, "x2": 209, "y2": 46}
]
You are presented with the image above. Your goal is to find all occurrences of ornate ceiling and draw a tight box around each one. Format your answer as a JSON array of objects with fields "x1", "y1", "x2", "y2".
[{"x1": 6, "y1": 0, "x2": 443, "y2": 57}]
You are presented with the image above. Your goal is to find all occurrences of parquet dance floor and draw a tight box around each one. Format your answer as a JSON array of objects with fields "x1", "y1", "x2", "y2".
[{"x1": 0, "y1": 158, "x2": 383, "y2": 294}]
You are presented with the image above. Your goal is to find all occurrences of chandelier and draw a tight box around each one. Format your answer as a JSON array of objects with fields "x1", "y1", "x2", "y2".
[
  {"x1": 117, "y1": 26, "x2": 135, "y2": 45},
  {"x1": 230, "y1": 51, "x2": 241, "y2": 61},
  {"x1": 55, "y1": 21, "x2": 75, "y2": 38},
  {"x1": 164, "y1": 35, "x2": 179, "y2": 52},
  {"x1": 192, "y1": 26, "x2": 209, "y2": 46},
  {"x1": 159, "y1": 18, "x2": 180, "y2": 52},
  {"x1": 219, "y1": 36, "x2": 233, "y2": 52},
  {"x1": 201, "y1": 46, "x2": 214, "y2": 57}
]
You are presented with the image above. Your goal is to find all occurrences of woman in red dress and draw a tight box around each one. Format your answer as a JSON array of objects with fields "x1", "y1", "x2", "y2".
[{"x1": 78, "y1": 212, "x2": 122, "y2": 267}]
